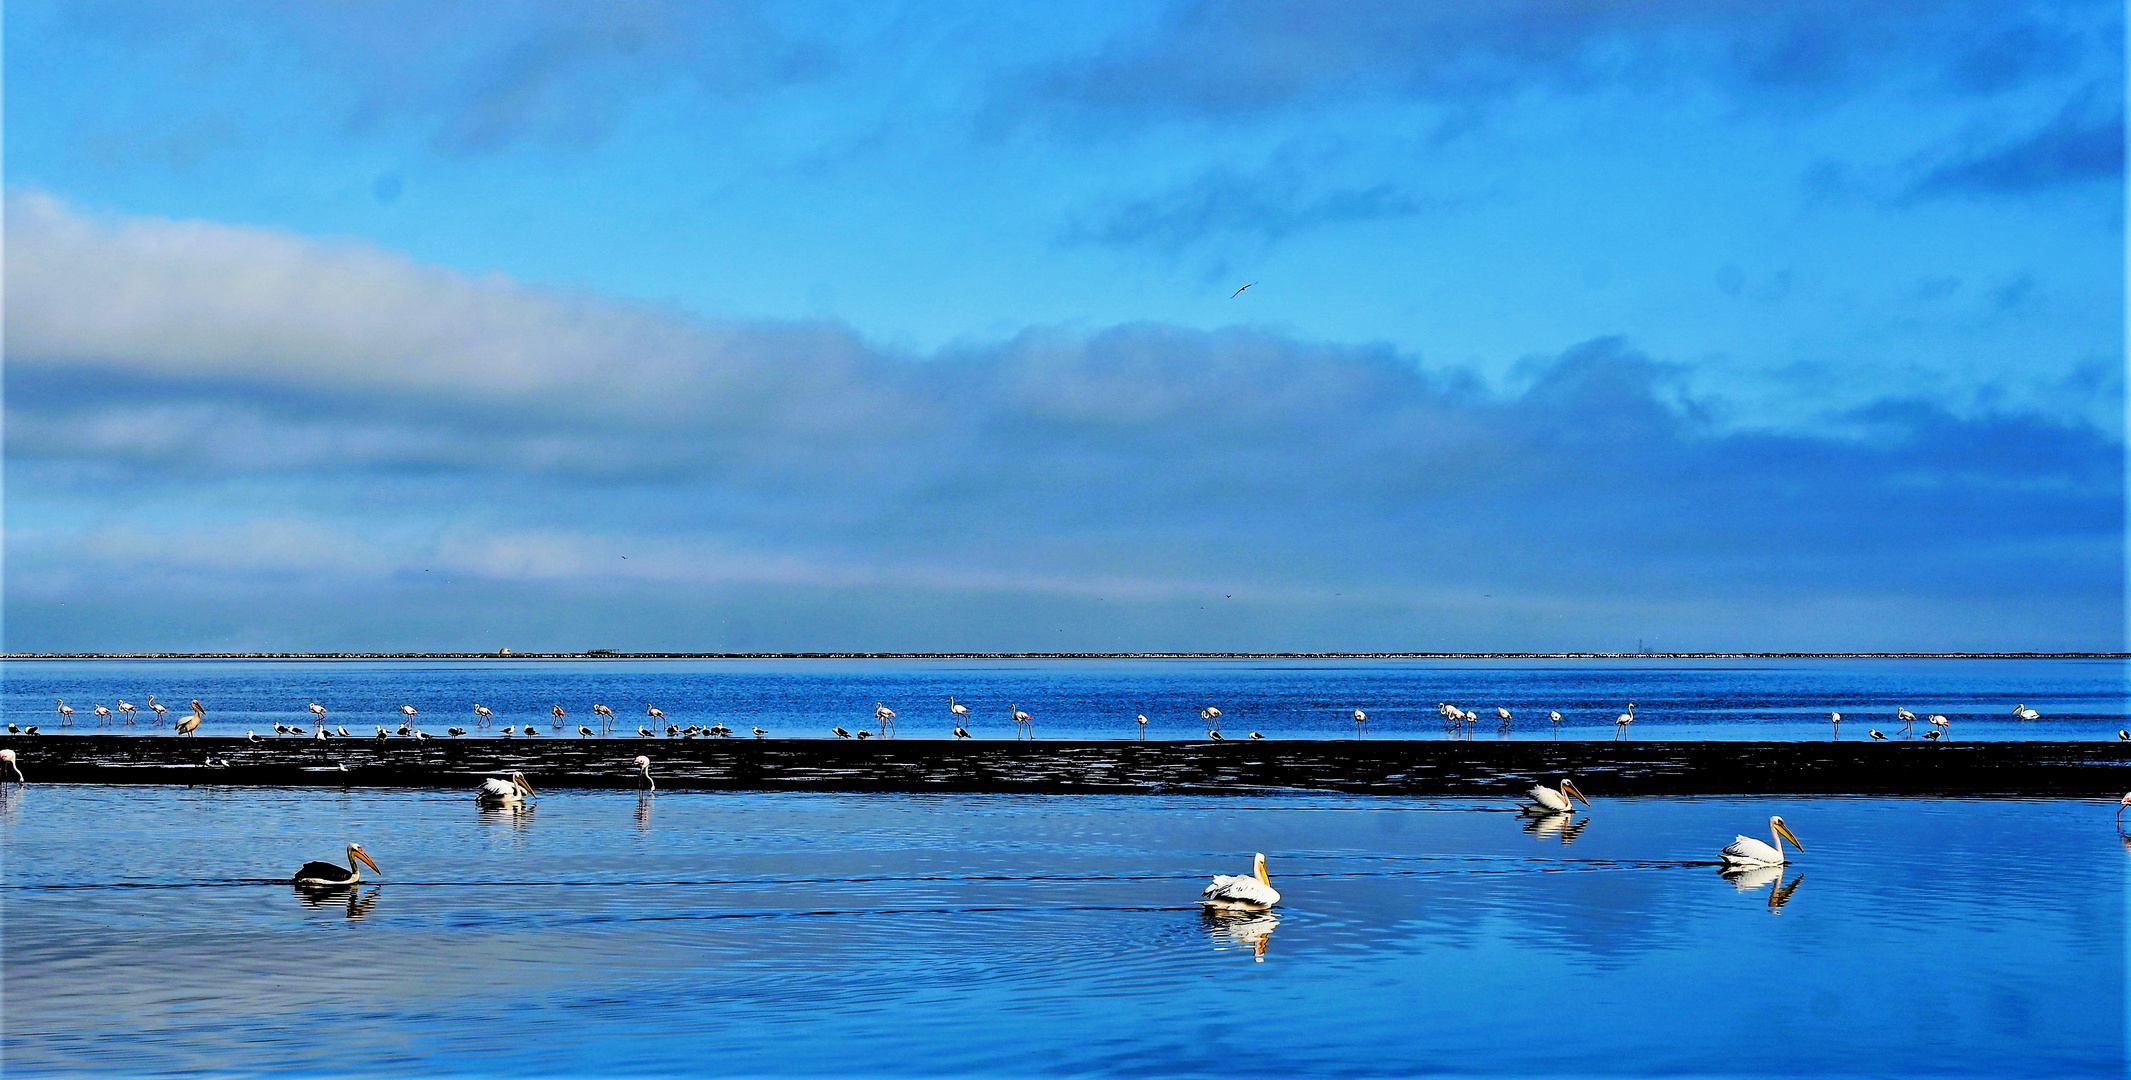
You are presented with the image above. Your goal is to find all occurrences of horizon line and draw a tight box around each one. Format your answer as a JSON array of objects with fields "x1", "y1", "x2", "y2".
[{"x1": 5, "y1": 651, "x2": 2126, "y2": 661}]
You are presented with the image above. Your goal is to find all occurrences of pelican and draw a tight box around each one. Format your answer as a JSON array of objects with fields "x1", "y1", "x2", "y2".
[
  {"x1": 1353, "y1": 709, "x2": 1368, "y2": 737},
  {"x1": 55, "y1": 699, "x2": 73, "y2": 727},
  {"x1": 1721, "y1": 816, "x2": 1803, "y2": 867},
  {"x1": 176, "y1": 702, "x2": 203, "y2": 736},
  {"x1": 1138, "y1": 714, "x2": 1150, "y2": 740},
  {"x1": 477, "y1": 772, "x2": 535, "y2": 805},
  {"x1": 1524, "y1": 778, "x2": 1589, "y2": 814},
  {"x1": 0, "y1": 749, "x2": 23, "y2": 785},
  {"x1": 874, "y1": 703, "x2": 896, "y2": 737},
  {"x1": 293, "y1": 843, "x2": 380, "y2": 888},
  {"x1": 2013, "y1": 705, "x2": 2041, "y2": 720},
  {"x1": 473, "y1": 703, "x2": 494, "y2": 726},
  {"x1": 1010, "y1": 704, "x2": 1033, "y2": 739},
  {"x1": 634, "y1": 755, "x2": 655, "y2": 792},
  {"x1": 1200, "y1": 853, "x2": 1280, "y2": 910}
]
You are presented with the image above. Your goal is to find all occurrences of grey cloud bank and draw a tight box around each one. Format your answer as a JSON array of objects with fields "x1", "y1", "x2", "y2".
[{"x1": 5, "y1": 194, "x2": 2120, "y2": 652}]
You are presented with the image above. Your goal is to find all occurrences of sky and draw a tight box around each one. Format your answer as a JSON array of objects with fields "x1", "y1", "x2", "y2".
[{"x1": 3, "y1": 0, "x2": 2124, "y2": 653}]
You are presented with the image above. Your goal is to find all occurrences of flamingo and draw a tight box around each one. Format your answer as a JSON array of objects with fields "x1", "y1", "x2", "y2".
[
  {"x1": 1614, "y1": 706, "x2": 1635, "y2": 740},
  {"x1": 147, "y1": 696, "x2": 169, "y2": 723},
  {"x1": 92, "y1": 704, "x2": 112, "y2": 726},
  {"x1": 116, "y1": 700, "x2": 137, "y2": 724},
  {"x1": 2118, "y1": 792, "x2": 2131, "y2": 819},
  {"x1": 1010, "y1": 704, "x2": 1033, "y2": 740},
  {"x1": 1829, "y1": 711, "x2": 1842, "y2": 738},
  {"x1": 1200, "y1": 853, "x2": 1279, "y2": 910},
  {"x1": 308, "y1": 702, "x2": 328, "y2": 723},
  {"x1": 1547, "y1": 710, "x2": 1563, "y2": 738},
  {"x1": 1928, "y1": 714, "x2": 1951, "y2": 740},
  {"x1": 874, "y1": 703, "x2": 897, "y2": 738},
  {"x1": 54, "y1": 700, "x2": 73, "y2": 727},
  {"x1": 646, "y1": 705, "x2": 666, "y2": 723},
  {"x1": 1200, "y1": 706, "x2": 1221, "y2": 736},
  {"x1": 635, "y1": 755, "x2": 655, "y2": 792},
  {"x1": 551, "y1": 706, "x2": 567, "y2": 729},
  {"x1": 1496, "y1": 706, "x2": 1513, "y2": 733},
  {"x1": 1352, "y1": 709, "x2": 1368, "y2": 737},
  {"x1": 1137, "y1": 714, "x2": 1149, "y2": 740},
  {"x1": 1896, "y1": 707, "x2": 1916, "y2": 735},
  {"x1": 593, "y1": 704, "x2": 614, "y2": 735},
  {"x1": 949, "y1": 697, "x2": 970, "y2": 721},
  {"x1": 0, "y1": 749, "x2": 22, "y2": 785},
  {"x1": 473, "y1": 703, "x2": 494, "y2": 727}
]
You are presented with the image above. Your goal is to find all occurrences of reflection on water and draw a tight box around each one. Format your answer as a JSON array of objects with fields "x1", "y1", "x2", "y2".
[
  {"x1": 1721, "y1": 864, "x2": 1805, "y2": 912},
  {"x1": 1521, "y1": 811, "x2": 1591, "y2": 845},
  {"x1": 1204, "y1": 910, "x2": 1279, "y2": 961},
  {"x1": 1, "y1": 788, "x2": 2118, "y2": 1077},
  {"x1": 293, "y1": 884, "x2": 381, "y2": 920},
  {"x1": 476, "y1": 803, "x2": 537, "y2": 829}
]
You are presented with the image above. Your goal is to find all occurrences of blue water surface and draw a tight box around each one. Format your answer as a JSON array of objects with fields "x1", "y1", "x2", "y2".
[
  {"x1": 2, "y1": 656, "x2": 2126, "y2": 741},
  {"x1": 2, "y1": 785, "x2": 2121, "y2": 1077}
]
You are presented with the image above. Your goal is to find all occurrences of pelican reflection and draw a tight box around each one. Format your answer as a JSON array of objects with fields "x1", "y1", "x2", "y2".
[
  {"x1": 1721, "y1": 864, "x2": 1804, "y2": 912},
  {"x1": 1203, "y1": 910, "x2": 1280, "y2": 961},
  {"x1": 477, "y1": 802, "x2": 538, "y2": 829},
  {"x1": 293, "y1": 883, "x2": 381, "y2": 920},
  {"x1": 1522, "y1": 811, "x2": 1591, "y2": 845}
]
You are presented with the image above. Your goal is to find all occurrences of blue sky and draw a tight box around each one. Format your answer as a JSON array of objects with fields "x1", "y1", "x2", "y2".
[{"x1": 4, "y1": 0, "x2": 2123, "y2": 651}]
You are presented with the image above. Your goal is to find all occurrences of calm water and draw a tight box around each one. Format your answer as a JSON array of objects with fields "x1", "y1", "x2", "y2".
[
  {"x1": 2, "y1": 787, "x2": 2120, "y2": 1077},
  {"x1": 3, "y1": 657, "x2": 2126, "y2": 741}
]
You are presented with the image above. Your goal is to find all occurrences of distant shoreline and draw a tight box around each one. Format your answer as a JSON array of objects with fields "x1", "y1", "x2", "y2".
[{"x1": 5, "y1": 651, "x2": 2126, "y2": 661}]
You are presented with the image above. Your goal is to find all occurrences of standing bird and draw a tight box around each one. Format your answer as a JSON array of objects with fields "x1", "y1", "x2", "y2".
[
  {"x1": 1896, "y1": 707, "x2": 1916, "y2": 735},
  {"x1": 447, "y1": 727, "x2": 466, "y2": 737},
  {"x1": 1353, "y1": 709, "x2": 1368, "y2": 737},
  {"x1": 832, "y1": 727, "x2": 852, "y2": 739},
  {"x1": 1722, "y1": 816, "x2": 1804, "y2": 867},
  {"x1": 476, "y1": 773, "x2": 535, "y2": 806},
  {"x1": 2118, "y1": 730, "x2": 2129, "y2": 741},
  {"x1": 1496, "y1": 707, "x2": 1513, "y2": 734},
  {"x1": 752, "y1": 727, "x2": 768, "y2": 739},
  {"x1": 54, "y1": 700, "x2": 74, "y2": 727},
  {"x1": 500, "y1": 726, "x2": 517, "y2": 737},
  {"x1": 1010, "y1": 704, "x2": 1033, "y2": 740},
  {"x1": 0, "y1": 749, "x2": 23, "y2": 785},
  {"x1": 1524, "y1": 778, "x2": 1590, "y2": 814},
  {"x1": 953, "y1": 724, "x2": 971, "y2": 739},
  {"x1": 550, "y1": 706, "x2": 567, "y2": 730},
  {"x1": 1829, "y1": 711, "x2": 1842, "y2": 738},
  {"x1": 1200, "y1": 706, "x2": 1222, "y2": 737},
  {"x1": 147, "y1": 695, "x2": 169, "y2": 723},
  {"x1": 1248, "y1": 732, "x2": 1265, "y2": 740},
  {"x1": 176, "y1": 701, "x2": 203, "y2": 736},
  {"x1": 874, "y1": 703, "x2": 897, "y2": 738},
  {"x1": 646, "y1": 705, "x2": 666, "y2": 723},
  {"x1": 578, "y1": 725, "x2": 596, "y2": 738},
  {"x1": 637, "y1": 726, "x2": 654, "y2": 738},
  {"x1": 117, "y1": 700, "x2": 138, "y2": 724},
  {"x1": 1613, "y1": 707, "x2": 1635, "y2": 740},
  {"x1": 1137, "y1": 714, "x2": 1150, "y2": 740},
  {"x1": 1547, "y1": 711, "x2": 1563, "y2": 739},
  {"x1": 473, "y1": 703, "x2": 494, "y2": 727},
  {"x1": 949, "y1": 697, "x2": 970, "y2": 723},
  {"x1": 292, "y1": 843, "x2": 380, "y2": 888},
  {"x1": 634, "y1": 755, "x2": 655, "y2": 792},
  {"x1": 593, "y1": 704, "x2": 615, "y2": 735},
  {"x1": 1923, "y1": 729, "x2": 1942, "y2": 741},
  {"x1": 92, "y1": 704, "x2": 113, "y2": 726},
  {"x1": 1928, "y1": 714, "x2": 1951, "y2": 740},
  {"x1": 1200, "y1": 853, "x2": 1280, "y2": 910},
  {"x1": 2119, "y1": 792, "x2": 2131, "y2": 819},
  {"x1": 309, "y1": 702, "x2": 328, "y2": 723}
]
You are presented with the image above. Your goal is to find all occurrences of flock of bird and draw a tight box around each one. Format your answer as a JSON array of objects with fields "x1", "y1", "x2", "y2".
[
  {"x1": 24, "y1": 694, "x2": 2125, "y2": 745},
  {"x1": 271, "y1": 764, "x2": 1812, "y2": 913}
]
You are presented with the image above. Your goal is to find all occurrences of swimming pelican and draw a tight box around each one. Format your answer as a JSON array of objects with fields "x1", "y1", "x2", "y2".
[
  {"x1": 634, "y1": 755, "x2": 655, "y2": 792},
  {"x1": 54, "y1": 700, "x2": 73, "y2": 727},
  {"x1": 1721, "y1": 816, "x2": 1803, "y2": 867},
  {"x1": 1137, "y1": 714, "x2": 1149, "y2": 740},
  {"x1": 1010, "y1": 704, "x2": 1032, "y2": 740},
  {"x1": 473, "y1": 703, "x2": 494, "y2": 727},
  {"x1": 2013, "y1": 704, "x2": 2041, "y2": 720},
  {"x1": 0, "y1": 749, "x2": 22, "y2": 785},
  {"x1": 1200, "y1": 853, "x2": 1280, "y2": 910},
  {"x1": 874, "y1": 703, "x2": 896, "y2": 737},
  {"x1": 1353, "y1": 709, "x2": 1368, "y2": 737},
  {"x1": 176, "y1": 701, "x2": 203, "y2": 736},
  {"x1": 477, "y1": 772, "x2": 535, "y2": 805},
  {"x1": 1524, "y1": 778, "x2": 1589, "y2": 814},
  {"x1": 293, "y1": 843, "x2": 379, "y2": 888}
]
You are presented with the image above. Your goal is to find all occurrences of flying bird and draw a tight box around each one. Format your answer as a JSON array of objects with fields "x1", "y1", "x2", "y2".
[{"x1": 1229, "y1": 282, "x2": 1256, "y2": 298}]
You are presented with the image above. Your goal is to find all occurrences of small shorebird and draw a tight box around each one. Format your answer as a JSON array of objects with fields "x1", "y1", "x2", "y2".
[
  {"x1": 1870, "y1": 729, "x2": 1887, "y2": 740},
  {"x1": 1200, "y1": 853, "x2": 1279, "y2": 910},
  {"x1": 447, "y1": 727, "x2": 466, "y2": 736},
  {"x1": 832, "y1": 727, "x2": 852, "y2": 739},
  {"x1": 953, "y1": 724, "x2": 971, "y2": 739},
  {"x1": 1248, "y1": 731, "x2": 1264, "y2": 740},
  {"x1": 752, "y1": 727, "x2": 768, "y2": 738},
  {"x1": 579, "y1": 725, "x2": 596, "y2": 738},
  {"x1": 293, "y1": 843, "x2": 378, "y2": 887}
]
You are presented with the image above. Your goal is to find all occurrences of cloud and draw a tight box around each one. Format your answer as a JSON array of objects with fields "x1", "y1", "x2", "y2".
[
  {"x1": 999, "y1": 0, "x2": 2116, "y2": 126},
  {"x1": 68, "y1": 0, "x2": 830, "y2": 155},
  {"x1": 1909, "y1": 87, "x2": 2125, "y2": 196},
  {"x1": 5, "y1": 193, "x2": 2121, "y2": 650},
  {"x1": 1061, "y1": 162, "x2": 1431, "y2": 254}
]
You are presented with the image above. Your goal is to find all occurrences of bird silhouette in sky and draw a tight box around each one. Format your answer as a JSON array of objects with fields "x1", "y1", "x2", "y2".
[{"x1": 1230, "y1": 282, "x2": 1255, "y2": 298}]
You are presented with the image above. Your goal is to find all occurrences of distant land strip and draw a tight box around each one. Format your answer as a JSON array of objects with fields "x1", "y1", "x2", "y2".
[
  {"x1": 10, "y1": 736, "x2": 2125, "y2": 796},
  {"x1": 7, "y1": 652, "x2": 2128, "y2": 661}
]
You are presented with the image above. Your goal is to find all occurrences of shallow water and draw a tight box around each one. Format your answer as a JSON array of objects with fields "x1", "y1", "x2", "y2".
[
  {"x1": 4, "y1": 656, "x2": 2127, "y2": 742},
  {"x1": 3, "y1": 786, "x2": 2120, "y2": 1076}
]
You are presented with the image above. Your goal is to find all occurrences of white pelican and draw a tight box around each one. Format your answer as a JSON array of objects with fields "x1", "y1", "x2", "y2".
[
  {"x1": 55, "y1": 700, "x2": 73, "y2": 727},
  {"x1": 635, "y1": 755, "x2": 655, "y2": 792},
  {"x1": 1721, "y1": 816, "x2": 1803, "y2": 867},
  {"x1": 2013, "y1": 705, "x2": 2041, "y2": 720},
  {"x1": 1524, "y1": 778, "x2": 1590, "y2": 814},
  {"x1": 0, "y1": 749, "x2": 22, "y2": 785},
  {"x1": 477, "y1": 772, "x2": 535, "y2": 805},
  {"x1": 1353, "y1": 709, "x2": 1368, "y2": 737},
  {"x1": 294, "y1": 843, "x2": 379, "y2": 887},
  {"x1": 1201, "y1": 853, "x2": 1280, "y2": 910}
]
